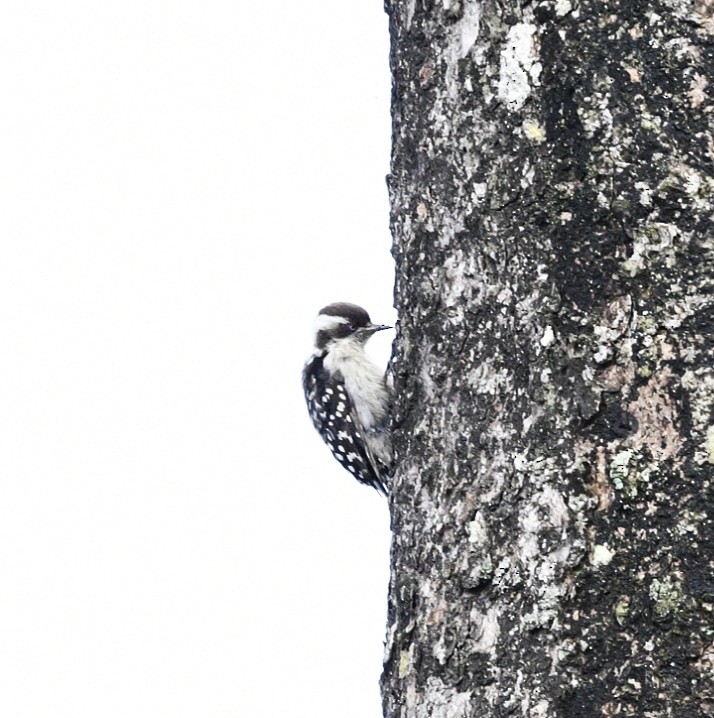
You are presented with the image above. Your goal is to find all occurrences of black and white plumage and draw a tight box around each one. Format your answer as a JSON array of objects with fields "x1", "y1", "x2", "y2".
[{"x1": 302, "y1": 302, "x2": 392, "y2": 495}]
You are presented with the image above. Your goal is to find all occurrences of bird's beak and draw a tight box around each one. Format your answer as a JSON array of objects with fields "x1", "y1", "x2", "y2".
[{"x1": 359, "y1": 323, "x2": 392, "y2": 338}]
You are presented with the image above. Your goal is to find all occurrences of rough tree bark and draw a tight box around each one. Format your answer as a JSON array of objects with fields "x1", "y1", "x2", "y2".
[{"x1": 381, "y1": 1, "x2": 714, "y2": 716}]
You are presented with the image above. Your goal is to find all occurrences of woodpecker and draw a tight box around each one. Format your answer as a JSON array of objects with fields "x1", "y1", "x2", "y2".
[{"x1": 302, "y1": 302, "x2": 392, "y2": 495}]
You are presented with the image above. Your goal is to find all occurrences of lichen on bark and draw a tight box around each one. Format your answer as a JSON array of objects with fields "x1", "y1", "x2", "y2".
[{"x1": 382, "y1": 0, "x2": 714, "y2": 716}]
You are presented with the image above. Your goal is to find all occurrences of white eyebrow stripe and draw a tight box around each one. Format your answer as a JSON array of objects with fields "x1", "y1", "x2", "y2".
[{"x1": 313, "y1": 314, "x2": 349, "y2": 332}]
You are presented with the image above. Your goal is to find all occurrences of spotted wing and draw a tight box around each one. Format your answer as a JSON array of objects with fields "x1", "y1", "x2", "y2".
[{"x1": 302, "y1": 355, "x2": 387, "y2": 494}]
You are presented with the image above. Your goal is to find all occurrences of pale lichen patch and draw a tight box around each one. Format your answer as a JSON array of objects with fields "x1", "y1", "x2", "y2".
[
  {"x1": 609, "y1": 449, "x2": 633, "y2": 490},
  {"x1": 614, "y1": 595, "x2": 630, "y2": 625},
  {"x1": 540, "y1": 325, "x2": 555, "y2": 347},
  {"x1": 399, "y1": 648, "x2": 412, "y2": 679},
  {"x1": 649, "y1": 575, "x2": 684, "y2": 620},
  {"x1": 624, "y1": 65, "x2": 641, "y2": 82},
  {"x1": 469, "y1": 605, "x2": 501, "y2": 653},
  {"x1": 467, "y1": 510, "x2": 489, "y2": 545},
  {"x1": 497, "y1": 23, "x2": 539, "y2": 111},
  {"x1": 608, "y1": 448, "x2": 658, "y2": 499},
  {"x1": 694, "y1": 0, "x2": 714, "y2": 33},
  {"x1": 591, "y1": 543, "x2": 615, "y2": 566},
  {"x1": 554, "y1": 0, "x2": 573, "y2": 16},
  {"x1": 419, "y1": 678, "x2": 472, "y2": 718},
  {"x1": 706, "y1": 425, "x2": 714, "y2": 464},
  {"x1": 443, "y1": 2, "x2": 482, "y2": 98},
  {"x1": 688, "y1": 72, "x2": 708, "y2": 106},
  {"x1": 621, "y1": 223, "x2": 680, "y2": 276},
  {"x1": 523, "y1": 118, "x2": 547, "y2": 142}
]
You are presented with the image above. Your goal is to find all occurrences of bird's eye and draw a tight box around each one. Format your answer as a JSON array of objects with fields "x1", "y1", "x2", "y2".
[{"x1": 346, "y1": 323, "x2": 356, "y2": 332}]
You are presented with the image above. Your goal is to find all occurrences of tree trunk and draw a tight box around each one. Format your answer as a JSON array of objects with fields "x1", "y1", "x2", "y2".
[{"x1": 382, "y1": 1, "x2": 714, "y2": 716}]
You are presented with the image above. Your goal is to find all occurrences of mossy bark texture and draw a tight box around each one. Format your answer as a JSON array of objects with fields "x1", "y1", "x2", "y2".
[{"x1": 383, "y1": 1, "x2": 714, "y2": 716}]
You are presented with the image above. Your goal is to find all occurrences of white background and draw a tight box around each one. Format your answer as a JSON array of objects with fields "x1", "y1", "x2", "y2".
[{"x1": 0, "y1": 2, "x2": 394, "y2": 716}]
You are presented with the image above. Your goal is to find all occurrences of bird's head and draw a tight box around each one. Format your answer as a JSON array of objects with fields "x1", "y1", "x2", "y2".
[{"x1": 312, "y1": 302, "x2": 391, "y2": 353}]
